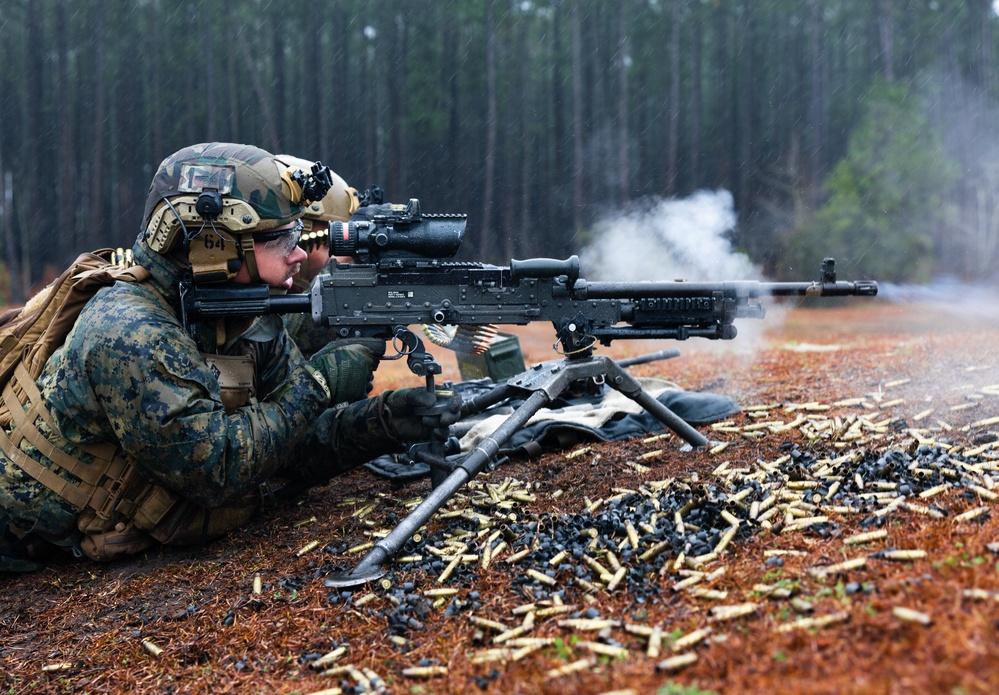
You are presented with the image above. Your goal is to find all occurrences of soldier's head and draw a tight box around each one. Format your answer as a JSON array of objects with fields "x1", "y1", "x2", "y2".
[
  {"x1": 142, "y1": 143, "x2": 333, "y2": 290},
  {"x1": 274, "y1": 154, "x2": 360, "y2": 282}
]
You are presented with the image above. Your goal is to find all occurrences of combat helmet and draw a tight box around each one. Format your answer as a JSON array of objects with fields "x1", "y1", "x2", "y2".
[
  {"x1": 274, "y1": 154, "x2": 359, "y2": 252},
  {"x1": 142, "y1": 142, "x2": 332, "y2": 283}
]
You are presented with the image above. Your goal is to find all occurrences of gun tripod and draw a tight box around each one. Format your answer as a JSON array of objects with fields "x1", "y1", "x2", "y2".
[{"x1": 323, "y1": 352, "x2": 708, "y2": 589}]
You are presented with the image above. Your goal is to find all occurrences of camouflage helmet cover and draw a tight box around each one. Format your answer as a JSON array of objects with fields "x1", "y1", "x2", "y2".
[{"x1": 143, "y1": 142, "x2": 303, "y2": 234}]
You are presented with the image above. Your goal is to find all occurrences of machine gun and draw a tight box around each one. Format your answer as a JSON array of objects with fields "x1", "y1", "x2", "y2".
[{"x1": 181, "y1": 198, "x2": 878, "y2": 587}]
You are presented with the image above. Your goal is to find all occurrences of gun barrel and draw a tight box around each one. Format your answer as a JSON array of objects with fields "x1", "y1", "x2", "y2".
[{"x1": 762, "y1": 280, "x2": 879, "y2": 297}]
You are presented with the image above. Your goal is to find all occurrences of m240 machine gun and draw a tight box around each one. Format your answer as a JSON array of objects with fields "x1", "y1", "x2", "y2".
[{"x1": 181, "y1": 198, "x2": 878, "y2": 586}]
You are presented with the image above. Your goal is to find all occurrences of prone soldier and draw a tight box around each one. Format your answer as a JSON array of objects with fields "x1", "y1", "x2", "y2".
[{"x1": 0, "y1": 142, "x2": 462, "y2": 572}]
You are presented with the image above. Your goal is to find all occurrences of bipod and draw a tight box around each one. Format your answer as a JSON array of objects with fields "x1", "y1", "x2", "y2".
[{"x1": 322, "y1": 352, "x2": 708, "y2": 589}]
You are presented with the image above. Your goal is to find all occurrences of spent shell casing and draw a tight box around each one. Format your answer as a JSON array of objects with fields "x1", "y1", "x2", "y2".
[
  {"x1": 557, "y1": 618, "x2": 621, "y2": 631},
  {"x1": 918, "y1": 484, "x2": 949, "y2": 499},
  {"x1": 962, "y1": 588, "x2": 999, "y2": 601},
  {"x1": 526, "y1": 568, "x2": 557, "y2": 586},
  {"x1": 310, "y1": 646, "x2": 347, "y2": 670},
  {"x1": 469, "y1": 615, "x2": 509, "y2": 632},
  {"x1": 639, "y1": 539, "x2": 671, "y2": 562},
  {"x1": 656, "y1": 652, "x2": 698, "y2": 671},
  {"x1": 295, "y1": 540, "x2": 320, "y2": 557},
  {"x1": 578, "y1": 641, "x2": 628, "y2": 659},
  {"x1": 647, "y1": 628, "x2": 663, "y2": 658},
  {"x1": 583, "y1": 554, "x2": 612, "y2": 577},
  {"x1": 604, "y1": 550, "x2": 622, "y2": 571},
  {"x1": 354, "y1": 592, "x2": 376, "y2": 607},
  {"x1": 670, "y1": 627, "x2": 712, "y2": 650},
  {"x1": 877, "y1": 549, "x2": 927, "y2": 561},
  {"x1": 347, "y1": 666, "x2": 370, "y2": 690},
  {"x1": 689, "y1": 588, "x2": 729, "y2": 600},
  {"x1": 401, "y1": 665, "x2": 448, "y2": 678},
  {"x1": 708, "y1": 602, "x2": 758, "y2": 621},
  {"x1": 253, "y1": 573, "x2": 262, "y2": 595},
  {"x1": 714, "y1": 525, "x2": 739, "y2": 554},
  {"x1": 809, "y1": 557, "x2": 867, "y2": 578},
  {"x1": 970, "y1": 485, "x2": 998, "y2": 501},
  {"x1": 775, "y1": 611, "x2": 850, "y2": 632},
  {"x1": 470, "y1": 648, "x2": 514, "y2": 664},
  {"x1": 844, "y1": 529, "x2": 889, "y2": 545},
  {"x1": 535, "y1": 605, "x2": 577, "y2": 618},
  {"x1": 790, "y1": 597, "x2": 814, "y2": 614},
  {"x1": 424, "y1": 588, "x2": 460, "y2": 598},
  {"x1": 547, "y1": 658, "x2": 592, "y2": 678},
  {"x1": 436, "y1": 554, "x2": 463, "y2": 583},
  {"x1": 892, "y1": 606, "x2": 932, "y2": 625},
  {"x1": 625, "y1": 521, "x2": 640, "y2": 549},
  {"x1": 954, "y1": 506, "x2": 989, "y2": 522},
  {"x1": 606, "y1": 566, "x2": 627, "y2": 591},
  {"x1": 141, "y1": 639, "x2": 164, "y2": 657},
  {"x1": 672, "y1": 574, "x2": 704, "y2": 591},
  {"x1": 41, "y1": 663, "x2": 73, "y2": 673},
  {"x1": 494, "y1": 625, "x2": 533, "y2": 644},
  {"x1": 624, "y1": 624, "x2": 655, "y2": 637}
]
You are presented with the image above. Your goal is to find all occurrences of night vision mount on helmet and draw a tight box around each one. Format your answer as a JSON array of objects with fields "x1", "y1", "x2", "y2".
[{"x1": 274, "y1": 154, "x2": 360, "y2": 252}]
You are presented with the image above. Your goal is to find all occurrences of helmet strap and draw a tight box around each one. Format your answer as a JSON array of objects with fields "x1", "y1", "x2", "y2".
[{"x1": 240, "y1": 233, "x2": 261, "y2": 283}]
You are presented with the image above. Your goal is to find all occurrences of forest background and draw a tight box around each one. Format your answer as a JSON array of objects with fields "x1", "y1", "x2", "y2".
[{"x1": 0, "y1": 0, "x2": 997, "y2": 303}]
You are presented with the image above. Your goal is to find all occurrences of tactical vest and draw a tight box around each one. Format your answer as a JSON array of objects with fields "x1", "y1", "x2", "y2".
[{"x1": 0, "y1": 257, "x2": 263, "y2": 561}]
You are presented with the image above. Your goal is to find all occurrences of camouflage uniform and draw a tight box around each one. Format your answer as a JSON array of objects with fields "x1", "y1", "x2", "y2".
[{"x1": 0, "y1": 144, "x2": 422, "y2": 571}]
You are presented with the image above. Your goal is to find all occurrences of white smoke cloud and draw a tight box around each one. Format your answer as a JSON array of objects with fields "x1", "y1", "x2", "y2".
[
  {"x1": 579, "y1": 190, "x2": 760, "y2": 282},
  {"x1": 577, "y1": 190, "x2": 782, "y2": 358}
]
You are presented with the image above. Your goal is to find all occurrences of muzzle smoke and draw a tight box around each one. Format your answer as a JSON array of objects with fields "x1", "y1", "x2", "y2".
[{"x1": 579, "y1": 190, "x2": 758, "y2": 283}]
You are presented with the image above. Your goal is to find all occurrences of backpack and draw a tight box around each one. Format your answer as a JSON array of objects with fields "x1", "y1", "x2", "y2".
[{"x1": 0, "y1": 249, "x2": 149, "y2": 427}]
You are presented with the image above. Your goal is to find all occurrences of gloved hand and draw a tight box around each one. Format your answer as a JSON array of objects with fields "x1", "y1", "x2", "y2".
[
  {"x1": 379, "y1": 388, "x2": 463, "y2": 443},
  {"x1": 310, "y1": 342, "x2": 378, "y2": 404}
]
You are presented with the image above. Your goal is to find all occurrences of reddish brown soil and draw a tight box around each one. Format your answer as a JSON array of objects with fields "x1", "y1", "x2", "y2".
[{"x1": 2, "y1": 299, "x2": 998, "y2": 695}]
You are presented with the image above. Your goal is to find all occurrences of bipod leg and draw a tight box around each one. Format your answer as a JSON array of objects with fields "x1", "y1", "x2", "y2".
[
  {"x1": 597, "y1": 356, "x2": 708, "y2": 447},
  {"x1": 323, "y1": 389, "x2": 553, "y2": 589}
]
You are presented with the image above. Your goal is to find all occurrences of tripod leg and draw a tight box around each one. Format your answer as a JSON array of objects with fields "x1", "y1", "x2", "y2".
[
  {"x1": 323, "y1": 389, "x2": 553, "y2": 588},
  {"x1": 599, "y1": 357, "x2": 708, "y2": 447}
]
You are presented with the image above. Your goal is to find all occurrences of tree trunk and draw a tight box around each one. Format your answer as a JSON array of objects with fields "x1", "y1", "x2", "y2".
[
  {"x1": 571, "y1": 3, "x2": 584, "y2": 231},
  {"x1": 57, "y1": 0, "x2": 75, "y2": 254},
  {"x1": 236, "y1": 28, "x2": 280, "y2": 152},
  {"x1": 479, "y1": 1, "x2": 497, "y2": 259},
  {"x1": 667, "y1": 0, "x2": 681, "y2": 196},
  {"x1": 690, "y1": 5, "x2": 702, "y2": 190},
  {"x1": 88, "y1": 0, "x2": 108, "y2": 250},
  {"x1": 616, "y1": 1, "x2": 630, "y2": 206},
  {"x1": 878, "y1": 0, "x2": 894, "y2": 82}
]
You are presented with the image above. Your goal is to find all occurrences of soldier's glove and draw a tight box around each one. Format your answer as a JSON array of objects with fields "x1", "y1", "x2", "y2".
[
  {"x1": 309, "y1": 342, "x2": 378, "y2": 404},
  {"x1": 379, "y1": 388, "x2": 463, "y2": 443}
]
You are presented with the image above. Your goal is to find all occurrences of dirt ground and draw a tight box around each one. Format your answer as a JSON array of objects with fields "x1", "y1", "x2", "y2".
[{"x1": 2, "y1": 298, "x2": 998, "y2": 695}]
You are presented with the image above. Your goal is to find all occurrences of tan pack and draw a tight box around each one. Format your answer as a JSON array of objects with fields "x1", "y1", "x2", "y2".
[{"x1": 0, "y1": 249, "x2": 149, "y2": 427}]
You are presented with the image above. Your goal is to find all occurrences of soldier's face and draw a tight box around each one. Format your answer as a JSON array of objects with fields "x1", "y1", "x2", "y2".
[{"x1": 237, "y1": 221, "x2": 308, "y2": 289}]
